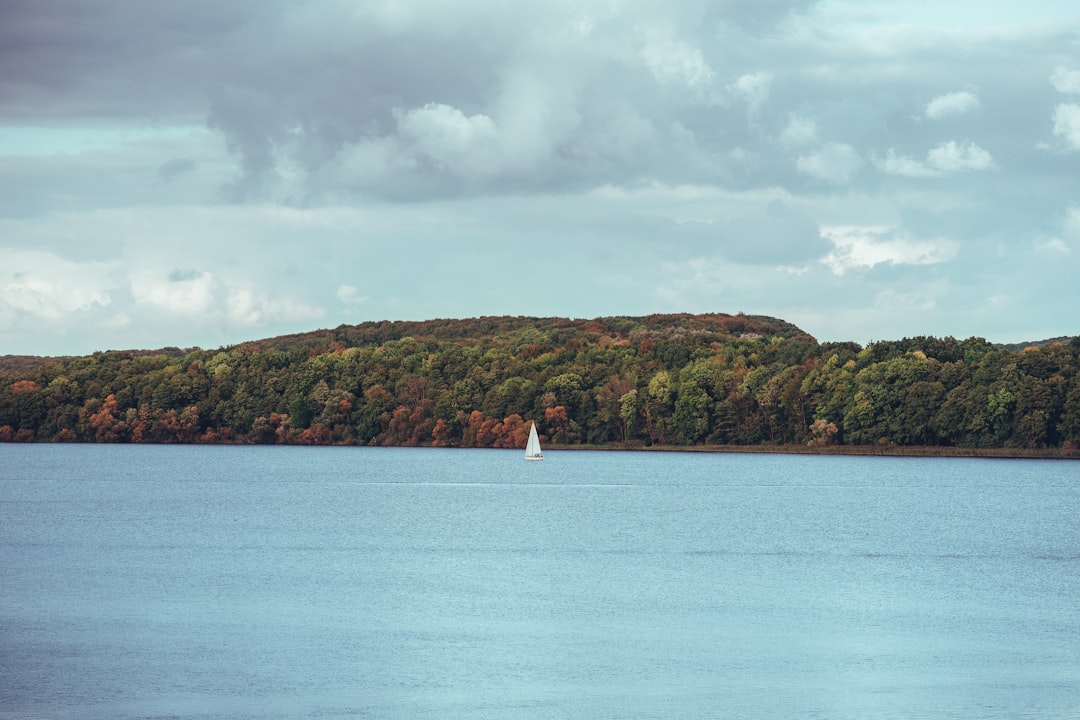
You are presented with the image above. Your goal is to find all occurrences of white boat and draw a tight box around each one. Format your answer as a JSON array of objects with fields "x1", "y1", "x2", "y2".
[{"x1": 524, "y1": 421, "x2": 544, "y2": 461}]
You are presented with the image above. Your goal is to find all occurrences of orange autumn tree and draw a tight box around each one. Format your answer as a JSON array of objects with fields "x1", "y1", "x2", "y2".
[
  {"x1": 459, "y1": 409, "x2": 499, "y2": 447},
  {"x1": 492, "y1": 414, "x2": 530, "y2": 449},
  {"x1": 88, "y1": 394, "x2": 127, "y2": 442},
  {"x1": 544, "y1": 405, "x2": 571, "y2": 444}
]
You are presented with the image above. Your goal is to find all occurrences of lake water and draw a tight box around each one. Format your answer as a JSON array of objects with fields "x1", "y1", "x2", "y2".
[{"x1": 1, "y1": 445, "x2": 1078, "y2": 720}]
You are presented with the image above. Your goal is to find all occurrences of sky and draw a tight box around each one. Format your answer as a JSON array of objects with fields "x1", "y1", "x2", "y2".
[{"x1": 1, "y1": 0, "x2": 1079, "y2": 356}]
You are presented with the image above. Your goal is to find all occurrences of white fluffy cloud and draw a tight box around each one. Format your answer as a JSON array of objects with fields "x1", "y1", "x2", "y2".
[
  {"x1": 1048, "y1": 67, "x2": 1080, "y2": 152},
  {"x1": 1050, "y1": 67, "x2": 1080, "y2": 95},
  {"x1": 728, "y1": 72, "x2": 772, "y2": 115},
  {"x1": 875, "y1": 149, "x2": 938, "y2": 178},
  {"x1": 1, "y1": 251, "x2": 118, "y2": 321},
  {"x1": 875, "y1": 140, "x2": 995, "y2": 176},
  {"x1": 397, "y1": 103, "x2": 500, "y2": 179},
  {"x1": 226, "y1": 287, "x2": 324, "y2": 327},
  {"x1": 1052, "y1": 104, "x2": 1080, "y2": 151},
  {"x1": 925, "y1": 91, "x2": 980, "y2": 119},
  {"x1": 820, "y1": 226, "x2": 958, "y2": 275},
  {"x1": 129, "y1": 269, "x2": 216, "y2": 315},
  {"x1": 336, "y1": 284, "x2": 369, "y2": 305},
  {"x1": 1042, "y1": 206, "x2": 1080, "y2": 254},
  {"x1": 926, "y1": 140, "x2": 995, "y2": 172}
]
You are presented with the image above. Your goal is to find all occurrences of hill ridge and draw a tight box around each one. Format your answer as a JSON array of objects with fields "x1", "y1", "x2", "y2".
[{"x1": 2, "y1": 312, "x2": 1078, "y2": 451}]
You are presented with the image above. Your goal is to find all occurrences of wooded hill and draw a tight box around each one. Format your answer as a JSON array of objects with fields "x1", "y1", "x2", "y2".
[{"x1": 2, "y1": 313, "x2": 1079, "y2": 451}]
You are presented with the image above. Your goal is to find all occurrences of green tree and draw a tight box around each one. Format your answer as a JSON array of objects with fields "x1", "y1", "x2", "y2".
[
  {"x1": 644, "y1": 371, "x2": 674, "y2": 444},
  {"x1": 619, "y1": 389, "x2": 640, "y2": 442},
  {"x1": 672, "y1": 379, "x2": 711, "y2": 444},
  {"x1": 987, "y1": 387, "x2": 1016, "y2": 442}
]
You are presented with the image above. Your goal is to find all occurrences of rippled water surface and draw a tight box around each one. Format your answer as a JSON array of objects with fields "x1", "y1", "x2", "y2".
[{"x1": 2, "y1": 444, "x2": 1078, "y2": 719}]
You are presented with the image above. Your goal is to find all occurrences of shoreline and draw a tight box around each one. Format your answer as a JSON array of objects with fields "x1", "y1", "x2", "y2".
[
  {"x1": 2, "y1": 440, "x2": 1077, "y2": 460},
  {"x1": 545, "y1": 443, "x2": 1080, "y2": 460}
]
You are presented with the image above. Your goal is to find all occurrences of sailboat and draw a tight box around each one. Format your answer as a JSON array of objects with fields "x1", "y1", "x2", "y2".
[{"x1": 524, "y1": 421, "x2": 544, "y2": 461}]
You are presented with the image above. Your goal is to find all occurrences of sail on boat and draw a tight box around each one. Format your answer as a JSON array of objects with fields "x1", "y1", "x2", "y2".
[{"x1": 524, "y1": 421, "x2": 544, "y2": 461}]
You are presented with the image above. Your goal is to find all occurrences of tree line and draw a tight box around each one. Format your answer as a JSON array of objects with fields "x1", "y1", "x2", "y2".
[{"x1": 2, "y1": 313, "x2": 1079, "y2": 451}]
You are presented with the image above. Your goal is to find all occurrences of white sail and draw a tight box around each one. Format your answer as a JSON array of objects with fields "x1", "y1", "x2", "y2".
[{"x1": 524, "y1": 421, "x2": 543, "y2": 461}]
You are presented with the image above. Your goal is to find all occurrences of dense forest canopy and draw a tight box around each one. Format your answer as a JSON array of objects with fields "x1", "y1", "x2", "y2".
[{"x1": 2, "y1": 313, "x2": 1079, "y2": 451}]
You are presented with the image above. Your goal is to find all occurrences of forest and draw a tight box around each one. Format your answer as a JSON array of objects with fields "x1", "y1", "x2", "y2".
[{"x1": 2, "y1": 313, "x2": 1079, "y2": 453}]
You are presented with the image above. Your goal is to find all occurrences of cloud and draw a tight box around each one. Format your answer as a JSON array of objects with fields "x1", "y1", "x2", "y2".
[
  {"x1": 1, "y1": 250, "x2": 118, "y2": 321},
  {"x1": 1052, "y1": 104, "x2": 1080, "y2": 151},
  {"x1": 397, "y1": 103, "x2": 500, "y2": 179},
  {"x1": 129, "y1": 269, "x2": 215, "y2": 315},
  {"x1": 337, "y1": 284, "x2": 369, "y2": 305},
  {"x1": 728, "y1": 72, "x2": 773, "y2": 115},
  {"x1": 1067, "y1": 206, "x2": 1080, "y2": 238},
  {"x1": 875, "y1": 140, "x2": 995, "y2": 176},
  {"x1": 925, "y1": 140, "x2": 995, "y2": 172},
  {"x1": 1037, "y1": 236, "x2": 1071, "y2": 254},
  {"x1": 796, "y1": 143, "x2": 861, "y2": 184},
  {"x1": 779, "y1": 114, "x2": 817, "y2": 147},
  {"x1": 875, "y1": 149, "x2": 939, "y2": 178},
  {"x1": 1050, "y1": 67, "x2": 1080, "y2": 94},
  {"x1": 226, "y1": 287, "x2": 324, "y2": 327},
  {"x1": 641, "y1": 27, "x2": 714, "y2": 89},
  {"x1": 820, "y1": 226, "x2": 958, "y2": 275},
  {"x1": 1039, "y1": 206, "x2": 1080, "y2": 254},
  {"x1": 925, "y1": 91, "x2": 980, "y2": 119},
  {"x1": 190, "y1": 2, "x2": 728, "y2": 201}
]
